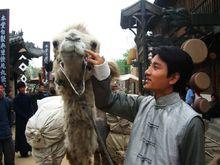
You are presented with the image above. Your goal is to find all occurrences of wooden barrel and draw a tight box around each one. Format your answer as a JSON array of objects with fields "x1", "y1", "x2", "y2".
[
  {"x1": 181, "y1": 39, "x2": 208, "y2": 64},
  {"x1": 190, "y1": 72, "x2": 210, "y2": 91},
  {"x1": 127, "y1": 48, "x2": 137, "y2": 65},
  {"x1": 193, "y1": 97, "x2": 210, "y2": 114}
]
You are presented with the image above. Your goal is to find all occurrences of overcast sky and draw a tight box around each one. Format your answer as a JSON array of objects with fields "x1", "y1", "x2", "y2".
[{"x1": 2, "y1": 0, "x2": 154, "y2": 67}]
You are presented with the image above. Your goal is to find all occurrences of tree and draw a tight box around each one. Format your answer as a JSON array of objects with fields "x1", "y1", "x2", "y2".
[
  {"x1": 25, "y1": 66, "x2": 41, "y2": 80},
  {"x1": 116, "y1": 51, "x2": 130, "y2": 75}
]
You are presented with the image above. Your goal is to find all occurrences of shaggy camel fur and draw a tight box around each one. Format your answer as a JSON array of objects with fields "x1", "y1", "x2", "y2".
[{"x1": 52, "y1": 24, "x2": 100, "y2": 164}]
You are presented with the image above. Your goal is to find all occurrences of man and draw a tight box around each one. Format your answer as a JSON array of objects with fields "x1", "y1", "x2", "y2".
[
  {"x1": 32, "y1": 83, "x2": 49, "y2": 113},
  {"x1": 86, "y1": 46, "x2": 205, "y2": 165},
  {"x1": 35, "y1": 84, "x2": 49, "y2": 100},
  {"x1": 0, "y1": 82, "x2": 15, "y2": 165},
  {"x1": 185, "y1": 86, "x2": 195, "y2": 106},
  {"x1": 14, "y1": 81, "x2": 33, "y2": 157}
]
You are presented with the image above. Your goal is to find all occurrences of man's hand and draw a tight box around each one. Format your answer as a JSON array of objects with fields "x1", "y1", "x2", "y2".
[{"x1": 85, "y1": 49, "x2": 104, "y2": 65}]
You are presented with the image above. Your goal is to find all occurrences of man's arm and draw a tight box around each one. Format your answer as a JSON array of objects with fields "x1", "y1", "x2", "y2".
[
  {"x1": 92, "y1": 76, "x2": 144, "y2": 122},
  {"x1": 86, "y1": 50, "x2": 143, "y2": 121},
  {"x1": 179, "y1": 117, "x2": 205, "y2": 165}
]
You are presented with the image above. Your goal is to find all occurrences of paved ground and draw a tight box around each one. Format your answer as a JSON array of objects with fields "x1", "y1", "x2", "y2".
[
  {"x1": 205, "y1": 118, "x2": 220, "y2": 164},
  {"x1": 13, "y1": 118, "x2": 220, "y2": 164},
  {"x1": 15, "y1": 153, "x2": 69, "y2": 165},
  {"x1": 12, "y1": 126, "x2": 69, "y2": 165}
]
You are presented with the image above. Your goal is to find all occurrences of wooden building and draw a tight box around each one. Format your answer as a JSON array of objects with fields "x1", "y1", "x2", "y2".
[
  {"x1": 9, "y1": 31, "x2": 44, "y2": 94},
  {"x1": 120, "y1": 0, "x2": 220, "y2": 97}
]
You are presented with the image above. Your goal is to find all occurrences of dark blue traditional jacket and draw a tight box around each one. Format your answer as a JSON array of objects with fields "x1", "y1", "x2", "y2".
[{"x1": 0, "y1": 97, "x2": 12, "y2": 139}]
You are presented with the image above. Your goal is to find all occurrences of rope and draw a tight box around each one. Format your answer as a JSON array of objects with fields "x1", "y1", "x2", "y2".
[
  {"x1": 59, "y1": 59, "x2": 114, "y2": 164},
  {"x1": 59, "y1": 61, "x2": 86, "y2": 96},
  {"x1": 80, "y1": 96, "x2": 114, "y2": 165}
]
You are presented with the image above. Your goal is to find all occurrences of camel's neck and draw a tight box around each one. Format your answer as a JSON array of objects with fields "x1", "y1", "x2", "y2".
[{"x1": 62, "y1": 79, "x2": 96, "y2": 124}]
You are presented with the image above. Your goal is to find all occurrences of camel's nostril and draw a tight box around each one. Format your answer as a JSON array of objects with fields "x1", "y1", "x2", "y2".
[{"x1": 90, "y1": 41, "x2": 97, "y2": 51}]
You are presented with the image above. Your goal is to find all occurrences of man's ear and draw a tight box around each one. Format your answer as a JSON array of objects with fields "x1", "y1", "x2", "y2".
[{"x1": 169, "y1": 72, "x2": 180, "y2": 85}]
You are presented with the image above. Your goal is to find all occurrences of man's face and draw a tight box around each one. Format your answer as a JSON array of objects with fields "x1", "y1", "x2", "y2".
[
  {"x1": 144, "y1": 55, "x2": 174, "y2": 94},
  {"x1": 0, "y1": 85, "x2": 4, "y2": 98},
  {"x1": 39, "y1": 85, "x2": 44, "y2": 92},
  {"x1": 18, "y1": 86, "x2": 26, "y2": 94}
]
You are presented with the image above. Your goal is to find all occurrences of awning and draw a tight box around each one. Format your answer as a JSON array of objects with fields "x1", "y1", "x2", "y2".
[{"x1": 119, "y1": 74, "x2": 138, "y2": 81}]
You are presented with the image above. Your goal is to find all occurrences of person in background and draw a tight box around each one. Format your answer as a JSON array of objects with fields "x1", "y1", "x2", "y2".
[
  {"x1": 204, "y1": 93, "x2": 220, "y2": 120},
  {"x1": 48, "y1": 86, "x2": 56, "y2": 96},
  {"x1": 0, "y1": 82, "x2": 15, "y2": 165},
  {"x1": 86, "y1": 46, "x2": 205, "y2": 165},
  {"x1": 36, "y1": 83, "x2": 49, "y2": 100},
  {"x1": 13, "y1": 81, "x2": 33, "y2": 157},
  {"x1": 32, "y1": 83, "x2": 49, "y2": 113},
  {"x1": 105, "y1": 61, "x2": 133, "y2": 165},
  {"x1": 6, "y1": 87, "x2": 15, "y2": 125},
  {"x1": 185, "y1": 86, "x2": 195, "y2": 106}
]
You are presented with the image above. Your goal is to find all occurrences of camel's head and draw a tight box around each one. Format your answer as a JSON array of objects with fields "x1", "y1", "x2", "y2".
[{"x1": 53, "y1": 24, "x2": 100, "y2": 95}]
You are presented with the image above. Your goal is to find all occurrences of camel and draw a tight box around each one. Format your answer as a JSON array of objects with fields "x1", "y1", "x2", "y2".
[{"x1": 52, "y1": 24, "x2": 100, "y2": 164}]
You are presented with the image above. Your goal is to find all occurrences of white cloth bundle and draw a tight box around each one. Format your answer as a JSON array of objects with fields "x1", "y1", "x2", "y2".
[
  {"x1": 25, "y1": 96, "x2": 66, "y2": 165},
  {"x1": 26, "y1": 96, "x2": 65, "y2": 148}
]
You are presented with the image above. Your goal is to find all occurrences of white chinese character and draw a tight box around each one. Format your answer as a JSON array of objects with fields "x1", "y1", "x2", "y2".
[
  {"x1": 1, "y1": 75, "x2": 6, "y2": 83},
  {"x1": 0, "y1": 29, "x2": 5, "y2": 35},
  {"x1": 0, "y1": 21, "x2": 6, "y2": 29},
  {"x1": 0, "y1": 56, "x2": 6, "y2": 62},
  {"x1": 0, "y1": 69, "x2": 6, "y2": 76},
  {"x1": 0, "y1": 34, "x2": 5, "y2": 42},
  {"x1": 1, "y1": 15, "x2": 6, "y2": 21},
  {"x1": 0, "y1": 49, "x2": 5, "y2": 56},
  {"x1": 0, "y1": 43, "x2": 6, "y2": 49},
  {"x1": 0, "y1": 62, "x2": 6, "y2": 69}
]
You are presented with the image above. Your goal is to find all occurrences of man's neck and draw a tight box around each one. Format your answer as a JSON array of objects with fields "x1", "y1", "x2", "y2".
[{"x1": 155, "y1": 88, "x2": 173, "y2": 99}]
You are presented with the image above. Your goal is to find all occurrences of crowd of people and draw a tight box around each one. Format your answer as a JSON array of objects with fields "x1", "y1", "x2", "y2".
[
  {"x1": 0, "y1": 46, "x2": 220, "y2": 164},
  {"x1": 0, "y1": 81, "x2": 51, "y2": 164}
]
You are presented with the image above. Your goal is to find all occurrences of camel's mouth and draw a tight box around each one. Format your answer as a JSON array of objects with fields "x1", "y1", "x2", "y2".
[{"x1": 59, "y1": 58, "x2": 87, "y2": 96}]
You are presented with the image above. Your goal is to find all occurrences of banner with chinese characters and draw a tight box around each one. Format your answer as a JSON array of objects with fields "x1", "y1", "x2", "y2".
[
  {"x1": 42, "y1": 41, "x2": 50, "y2": 82},
  {"x1": 42, "y1": 41, "x2": 50, "y2": 66},
  {"x1": 0, "y1": 9, "x2": 9, "y2": 89}
]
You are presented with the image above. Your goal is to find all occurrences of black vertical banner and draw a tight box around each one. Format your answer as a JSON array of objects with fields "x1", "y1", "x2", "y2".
[
  {"x1": 0, "y1": 9, "x2": 9, "y2": 89},
  {"x1": 42, "y1": 41, "x2": 50, "y2": 66},
  {"x1": 42, "y1": 41, "x2": 50, "y2": 82}
]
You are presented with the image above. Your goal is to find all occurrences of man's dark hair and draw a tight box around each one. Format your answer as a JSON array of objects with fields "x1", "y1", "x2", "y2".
[
  {"x1": 39, "y1": 83, "x2": 44, "y2": 87},
  {"x1": 16, "y1": 81, "x2": 26, "y2": 89},
  {"x1": 152, "y1": 46, "x2": 194, "y2": 92},
  {"x1": 0, "y1": 82, "x2": 5, "y2": 88}
]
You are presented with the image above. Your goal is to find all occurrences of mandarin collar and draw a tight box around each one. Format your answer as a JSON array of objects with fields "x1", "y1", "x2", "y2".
[{"x1": 155, "y1": 92, "x2": 181, "y2": 107}]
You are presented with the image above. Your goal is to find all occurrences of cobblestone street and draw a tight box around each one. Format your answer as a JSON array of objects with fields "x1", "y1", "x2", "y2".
[
  {"x1": 205, "y1": 118, "x2": 220, "y2": 164},
  {"x1": 12, "y1": 118, "x2": 220, "y2": 164},
  {"x1": 15, "y1": 153, "x2": 69, "y2": 165}
]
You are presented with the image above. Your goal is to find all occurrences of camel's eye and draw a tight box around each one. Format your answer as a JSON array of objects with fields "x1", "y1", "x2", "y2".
[
  {"x1": 53, "y1": 40, "x2": 59, "y2": 49},
  {"x1": 90, "y1": 41, "x2": 97, "y2": 52}
]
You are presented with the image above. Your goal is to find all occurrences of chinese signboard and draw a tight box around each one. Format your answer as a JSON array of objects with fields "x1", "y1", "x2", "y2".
[
  {"x1": 42, "y1": 41, "x2": 50, "y2": 66},
  {"x1": 42, "y1": 41, "x2": 50, "y2": 81},
  {"x1": 0, "y1": 9, "x2": 9, "y2": 89}
]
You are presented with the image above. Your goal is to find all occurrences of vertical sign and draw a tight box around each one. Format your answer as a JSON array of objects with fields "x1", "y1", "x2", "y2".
[
  {"x1": 0, "y1": 9, "x2": 9, "y2": 89},
  {"x1": 42, "y1": 41, "x2": 50, "y2": 66},
  {"x1": 42, "y1": 41, "x2": 50, "y2": 82}
]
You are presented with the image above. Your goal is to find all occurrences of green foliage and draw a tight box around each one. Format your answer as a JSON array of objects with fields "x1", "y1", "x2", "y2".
[
  {"x1": 116, "y1": 51, "x2": 130, "y2": 74},
  {"x1": 25, "y1": 66, "x2": 41, "y2": 80}
]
